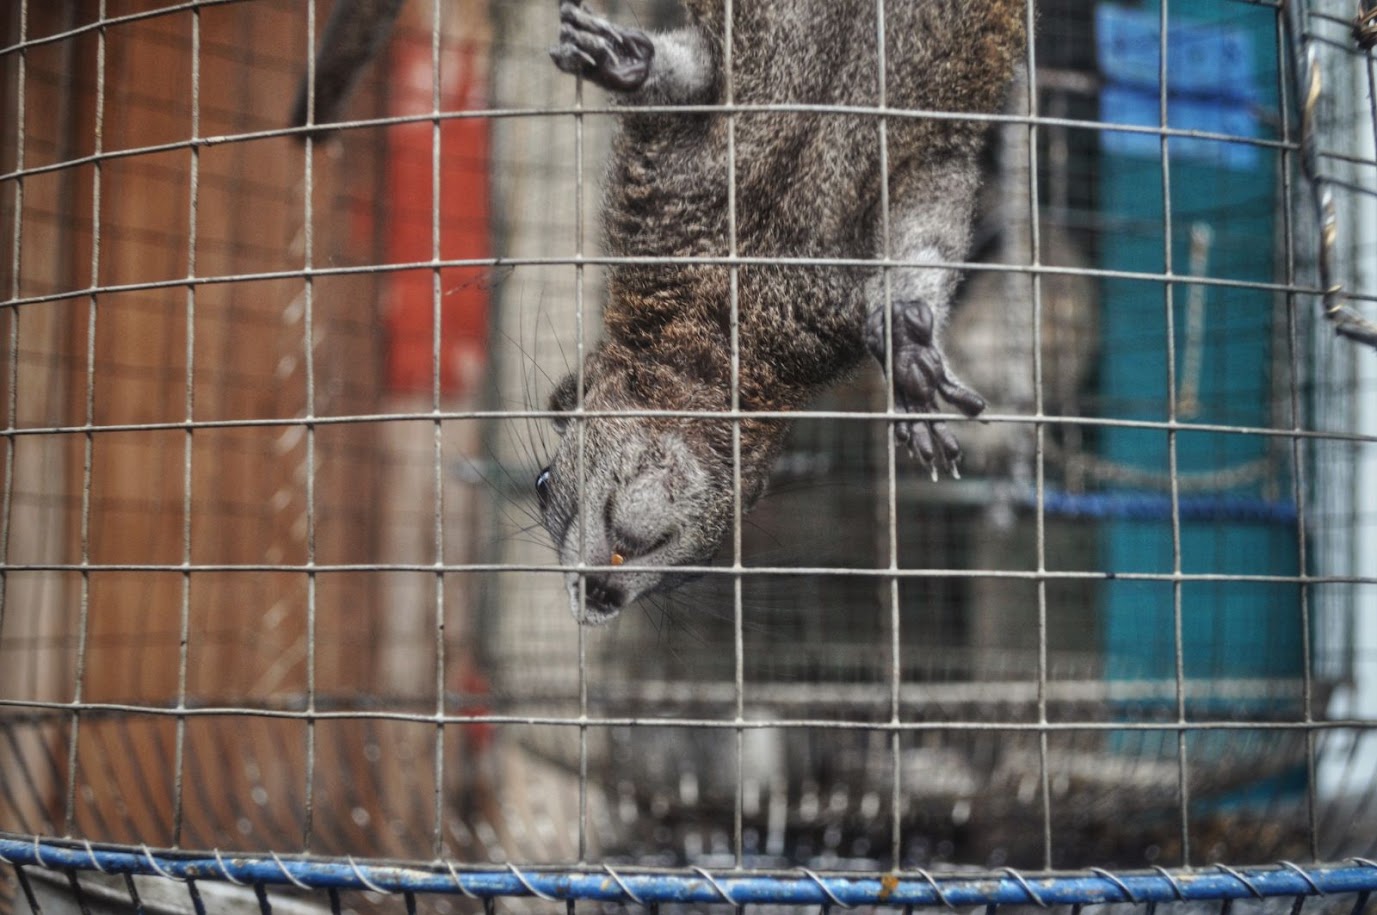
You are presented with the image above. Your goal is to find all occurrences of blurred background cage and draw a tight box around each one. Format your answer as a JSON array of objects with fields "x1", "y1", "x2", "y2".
[{"x1": 2, "y1": 0, "x2": 1377, "y2": 913}]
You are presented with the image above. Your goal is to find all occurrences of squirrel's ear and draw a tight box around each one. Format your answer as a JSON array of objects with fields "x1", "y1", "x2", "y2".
[{"x1": 548, "y1": 371, "x2": 583, "y2": 434}]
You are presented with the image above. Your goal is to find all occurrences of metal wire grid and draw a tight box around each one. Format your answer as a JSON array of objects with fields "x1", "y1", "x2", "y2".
[{"x1": 0, "y1": 0, "x2": 1376, "y2": 912}]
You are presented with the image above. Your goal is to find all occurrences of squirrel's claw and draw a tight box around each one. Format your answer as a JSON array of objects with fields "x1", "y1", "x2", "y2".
[
  {"x1": 550, "y1": 1, "x2": 655, "y2": 92},
  {"x1": 866, "y1": 299, "x2": 985, "y2": 476}
]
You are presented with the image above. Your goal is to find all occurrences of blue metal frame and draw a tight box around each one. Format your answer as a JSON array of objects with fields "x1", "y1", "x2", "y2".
[{"x1": 5, "y1": 836, "x2": 1377, "y2": 907}]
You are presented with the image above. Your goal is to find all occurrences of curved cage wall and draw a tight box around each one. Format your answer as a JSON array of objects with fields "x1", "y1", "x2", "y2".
[{"x1": 2, "y1": 0, "x2": 1377, "y2": 913}]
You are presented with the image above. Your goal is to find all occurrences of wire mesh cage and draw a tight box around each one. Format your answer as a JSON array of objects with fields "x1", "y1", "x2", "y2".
[{"x1": 2, "y1": 0, "x2": 1377, "y2": 914}]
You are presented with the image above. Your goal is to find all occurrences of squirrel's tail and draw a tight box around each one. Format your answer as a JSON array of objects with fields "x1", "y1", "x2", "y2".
[{"x1": 289, "y1": 0, "x2": 406, "y2": 140}]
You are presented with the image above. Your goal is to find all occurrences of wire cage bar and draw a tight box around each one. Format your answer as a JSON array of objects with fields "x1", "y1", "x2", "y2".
[{"x1": 1, "y1": 0, "x2": 1377, "y2": 912}]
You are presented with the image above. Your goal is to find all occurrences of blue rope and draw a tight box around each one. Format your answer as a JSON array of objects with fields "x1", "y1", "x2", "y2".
[
  {"x1": 1034, "y1": 489, "x2": 1298, "y2": 525},
  {"x1": 3, "y1": 836, "x2": 1376, "y2": 906}
]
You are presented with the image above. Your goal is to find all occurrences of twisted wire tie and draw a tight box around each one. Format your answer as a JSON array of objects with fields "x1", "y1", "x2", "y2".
[
  {"x1": 800, "y1": 867, "x2": 854, "y2": 910},
  {"x1": 1216, "y1": 864, "x2": 1264, "y2": 900},
  {"x1": 443, "y1": 860, "x2": 482, "y2": 900},
  {"x1": 913, "y1": 867, "x2": 956, "y2": 910},
  {"x1": 1151, "y1": 865, "x2": 1187, "y2": 901},
  {"x1": 602, "y1": 864, "x2": 645, "y2": 905},
  {"x1": 346, "y1": 855, "x2": 389, "y2": 895},
  {"x1": 269, "y1": 851, "x2": 313, "y2": 891},
  {"x1": 692, "y1": 866, "x2": 739, "y2": 906},
  {"x1": 1003, "y1": 867, "x2": 1048, "y2": 908},
  {"x1": 1279, "y1": 861, "x2": 1324, "y2": 895},
  {"x1": 507, "y1": 863, "x2": 559, "y2": 902},
  {"x1": 1090, "y1": 867, "x2": 1137, "y2": 903},
  {"x1": 83, "y1": 840, "x2": 109, "y2": 875},
  {"x1": 140, "y1": 844, "x2": 185, "y2": 882},
  {"x1": 212, "y1": 848, "x2": 249, "y2": 887}
]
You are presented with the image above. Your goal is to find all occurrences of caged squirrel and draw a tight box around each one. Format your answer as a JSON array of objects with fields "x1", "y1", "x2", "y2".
[
  {"x1": 291, "y1": 0, "x2": 1026, "y2": 625},
  {"x1": 540, "y1": 0, "x2": 1025, "y2": 623}
]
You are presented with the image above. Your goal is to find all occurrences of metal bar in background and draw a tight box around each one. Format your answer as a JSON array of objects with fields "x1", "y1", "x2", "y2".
[
  {"x1": 565, "y1": 0, "x2": 592, "y2": 877},
  {"x1": 0, "y1": 0, "x2": 25, "y2": 644},
  {"x1": 427, "y1": 0, "x2": 447, "y2": 865},
  {"x1": 0, "y1": 97, "x2": 1304, "y2": 157},
  {"x1": 874, "y1": 0, "x2": 904, "y2": 877},
  {"x1": 0, "y1": 561, "x2": 1359, "y2": 585},
  {"x1": 1278, "y1": 0, "x2": 1321, "y2": 865},
  {"x1": 0, "y1": 704, "x2": 1366, "y2": 734},
  {"x1": 171, "y1": 0, "x2": 204, "y2": 851},
  {"x1": 6, "y1": 406, "x2": 1375, "y2": 446},
  {"x1": 300, "y1": 0, "x2": 320, "y2": 855},
  {"x1": 572, "y1": 0, "x2": 589, "y2": 871},
  {"x1": 0, "y1": 255, "x2": 1355, "y2": 315},
  {"x1": 1024, "y1": 0, "x2": 1052, "y2": 873},
  {"x1": 64, "y1": 0, "x2": 109, "y2": 842},
  {"x1": 726, "y1": 0, "x2": 746, "y2": 878}
]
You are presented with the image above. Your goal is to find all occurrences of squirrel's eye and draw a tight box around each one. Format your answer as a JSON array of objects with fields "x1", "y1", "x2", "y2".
[{"x1": 535, "y1": 467, "x2": 553, "y2": 511}]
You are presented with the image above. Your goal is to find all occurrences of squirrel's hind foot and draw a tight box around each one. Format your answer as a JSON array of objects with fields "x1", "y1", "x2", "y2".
[
  {"x1": 866, "y1": 300, "x2": 987, "y2": 476},
  {"x1": 550, "y1": 1, "x2": 655, "y2": 93}
]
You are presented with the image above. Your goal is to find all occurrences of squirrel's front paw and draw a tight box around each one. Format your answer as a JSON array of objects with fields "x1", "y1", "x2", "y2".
[
  {"x1": 866, "y1": 300, "x2": 986, "y2": 476},
  {"x1": 550, "y1": 0, "x2": 655, "y2": 92}
]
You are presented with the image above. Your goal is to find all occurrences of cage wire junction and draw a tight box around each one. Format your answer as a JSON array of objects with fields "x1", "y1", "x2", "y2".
[{"x1": 2, "y1": 0, "x2": 1377, "y2": 913}]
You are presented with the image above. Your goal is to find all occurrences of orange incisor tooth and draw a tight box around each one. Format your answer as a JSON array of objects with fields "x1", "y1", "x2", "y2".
[{"x1": 610, "y1": 552, "x2": 625, "y2": 566}]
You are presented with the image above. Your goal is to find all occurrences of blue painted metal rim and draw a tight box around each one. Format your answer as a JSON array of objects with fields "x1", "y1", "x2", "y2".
[{"x1": 4, "y1": 837, "x2": 1377, "y2": 907}]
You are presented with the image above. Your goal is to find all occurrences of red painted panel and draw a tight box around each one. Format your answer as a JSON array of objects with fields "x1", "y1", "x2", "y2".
[{"x1": 384, "y1": 25, "x2": 490, "y2": 396}]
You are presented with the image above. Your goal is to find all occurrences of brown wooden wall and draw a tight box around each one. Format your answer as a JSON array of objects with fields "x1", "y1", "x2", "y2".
[
  {"x1": 0, "y1": 0, "x2": 451, "y2": 855},
  {"x1": 0, "y1": 0, "x2": 398, "y2": 687}
]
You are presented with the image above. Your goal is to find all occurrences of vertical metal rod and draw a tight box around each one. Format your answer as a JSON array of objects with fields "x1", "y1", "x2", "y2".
[
  {"x1": 300, "y1": 0, "x2": 319, "y2": 853},
  {"x1": 1023, "y1": 0, "x2": 1052, "y2": 873},
  {"x1": 1367, "y1": 42, "x2": 1377, "y2": 162},
  {"x1": 1275, "y1": 1, "x2": 1318, "y2": 863},
  {"x1": 1157, "y1": 0, "x2": 1191, "y2": 867},
  {"x1": 577, "y1": 600, "x2": 588, "y2": 866},
  {"x1": 1363, "y1": 10, "x2": 1377, "y2": 863},
  {"x1": 172, "y1": 1, "x2": 203, "y2": 851},
  {"x1": 0, "y1": 0, "x2": 28, "y2": 643},
  {"x1": 725, "y1": 0, "x2": 745, "y2": 870},
  {"x1": 429, "y1": 0, "x2": 448, "y2": 861},
  {"x1": 67, "y1": 0, "x2": 108, "y2": 839},
  {"x1": 1363, "y1": 0, "x2": 1377, "y2": 746},
  {"x1": 872, "y1": 0, "x2": 903, "y2": 872},
  {"x1": 572, "y1": 3, "x2": 590, "y2": 868},
  {"x1": 1354, "y1": 12, "x2": 1377, "y2": 716}
]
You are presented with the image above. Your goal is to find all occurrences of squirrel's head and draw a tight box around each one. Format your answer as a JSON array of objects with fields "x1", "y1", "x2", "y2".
[{"x1": 536, "y1": 357, "x2": 779, "y2": 625}]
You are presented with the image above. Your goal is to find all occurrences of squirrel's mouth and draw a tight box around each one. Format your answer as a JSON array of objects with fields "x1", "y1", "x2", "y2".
[{"x1": 566, "y1": 572, "x2": 628, "y2": 625}]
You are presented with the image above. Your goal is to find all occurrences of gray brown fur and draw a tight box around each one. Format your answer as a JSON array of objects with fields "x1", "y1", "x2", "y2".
[{"x1": 542, "y1": 0, "x2": 1026, "y2": 623}]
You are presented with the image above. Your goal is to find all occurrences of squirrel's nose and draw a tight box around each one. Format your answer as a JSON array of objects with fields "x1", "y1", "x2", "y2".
[{"x1": 582, "y1": 575, "x2": 625, "y2": 613}]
